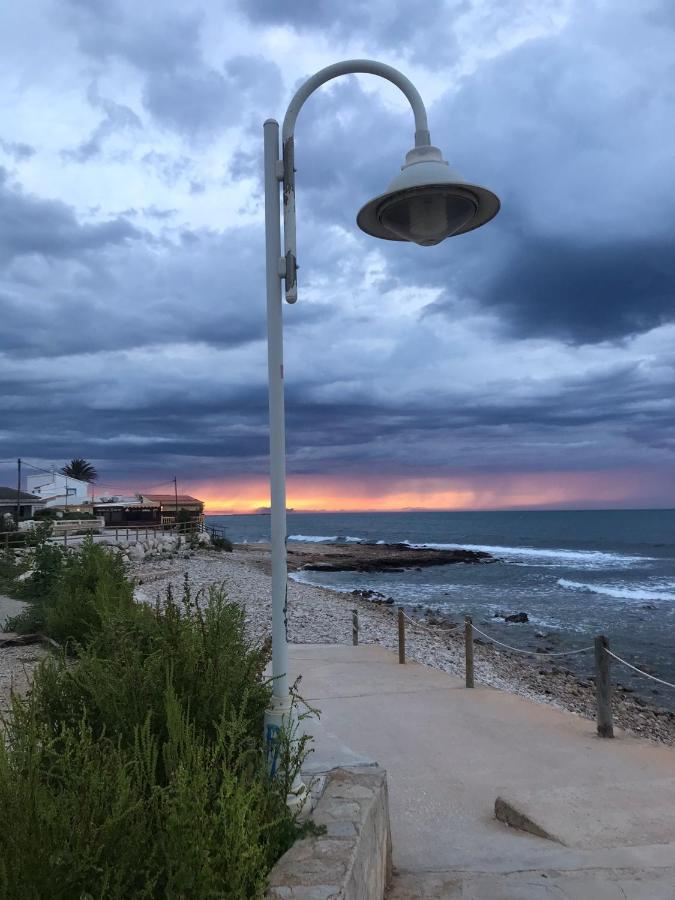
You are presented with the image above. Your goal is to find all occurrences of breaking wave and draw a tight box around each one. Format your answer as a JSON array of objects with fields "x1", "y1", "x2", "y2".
[
  {"x1": 287, "y1": 534, "x2": 363, "y2": 544},
  {"x1": 402, "y1": 541, "x2": 650, "y2": 569},
  {"x1": 558, "y1": 578, "x2": 675, "y2": 602}
]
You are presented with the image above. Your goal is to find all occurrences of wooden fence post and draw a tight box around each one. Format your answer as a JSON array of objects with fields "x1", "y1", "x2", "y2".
[
  {"x1": 398, "y1": 608, "x2": 406, "y2": 664},
  {"x1": 465, "y1": 615, "x2": 475, "y2": 688},
  {"x1": 352, "y1": 609, "x2": 359, "y2": 646},
  {"x1": 594, "y1": 635, "x2": 614, "y2": 738}
]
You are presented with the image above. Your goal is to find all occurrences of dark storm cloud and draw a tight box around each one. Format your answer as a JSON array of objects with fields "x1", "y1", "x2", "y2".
[
  {"x1": 62, "y1": 0, "x2": 201, "y2": 72},
  {"x1": 0, "y1": 168, "x2": 139, "y2": 263},
  {"x1": 62, "y1": 1, "x2": 281, "y2": 137},
  {"x1": 143, "y1": 54, "x2": 281, "y2": 137},
  {"x1": 426, "y1": 237, "x2": 675, "y2": 343},
  {"x1": 0, "y1": 170, "x2": 327, "y2": 357},
  {"x1": 281, "y1": 359, "x2": 675, "y2": 475},
  {"x1": 404, "y1": 3, "x2": 675, "y2": 343},
  {"x1": 2, "y1": 0, "x2": 675, "y2": 497},
  {"x1": 2, "y1": 347, "x2": 673, "y2": 485},
  {"x1": 265, "y1": 1, "x2": 675, "y2": 345}
]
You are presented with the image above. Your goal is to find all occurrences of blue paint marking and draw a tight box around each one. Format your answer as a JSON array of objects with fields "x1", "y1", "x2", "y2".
[{"x1": 266, "y1": 723, "x2": 281, "y2": 777}]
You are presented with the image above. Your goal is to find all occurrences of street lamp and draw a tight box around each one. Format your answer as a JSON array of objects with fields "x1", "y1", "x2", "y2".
[{"x1": 263, "y1": 59, "x2": 499, "y2": 804}]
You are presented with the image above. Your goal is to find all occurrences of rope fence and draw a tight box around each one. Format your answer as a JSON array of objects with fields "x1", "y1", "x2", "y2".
[
  {"x1": 401, "y1": 609, "x2": 450, "y2": 635},
  {"x1": 469, "y1": 623, "x2": 594, "y2": 658},
  {"x1": 606, "y1": 649, "x2": 675, "y2": 690},
  {"x1": 376, "y1": 604, "x2": 675, "y2": 740}
]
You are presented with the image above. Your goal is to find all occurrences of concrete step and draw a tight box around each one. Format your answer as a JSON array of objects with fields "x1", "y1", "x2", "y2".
[{"x1": 495, "y1": 779, "x2": 675, "y2": 849}]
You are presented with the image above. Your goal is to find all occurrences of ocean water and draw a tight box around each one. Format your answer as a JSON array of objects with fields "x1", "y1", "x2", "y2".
[{"x1": 206, "y1": 510, "x2": 675, "y2": 708}]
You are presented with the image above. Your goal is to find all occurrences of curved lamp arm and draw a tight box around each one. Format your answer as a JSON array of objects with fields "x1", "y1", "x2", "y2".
[{"x1": 280, "y1": 59, "x2": 432, "y2": 302}]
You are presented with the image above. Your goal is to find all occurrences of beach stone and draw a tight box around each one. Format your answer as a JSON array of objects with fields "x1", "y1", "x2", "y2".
[{"x1": 505, "y1": 612, "x2": 529, "y2": 623}]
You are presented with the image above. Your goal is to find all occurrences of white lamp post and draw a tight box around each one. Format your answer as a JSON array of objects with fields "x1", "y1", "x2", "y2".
[{"x1": 263, "y1": 59, "x2": 499, "y2": 803}]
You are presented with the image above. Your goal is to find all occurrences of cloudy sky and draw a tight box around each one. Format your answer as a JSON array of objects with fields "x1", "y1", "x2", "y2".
[{"x1": 1, "y1": 0, "x2": 674, "y2": 511}]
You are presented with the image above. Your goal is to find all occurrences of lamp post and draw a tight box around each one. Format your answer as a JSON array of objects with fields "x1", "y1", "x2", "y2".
[{"x1": 263, "y1": 59, "x2": 500, "y2": 804}]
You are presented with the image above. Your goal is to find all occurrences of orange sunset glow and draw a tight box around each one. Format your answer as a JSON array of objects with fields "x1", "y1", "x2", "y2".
[{"x1": 174, "y1": 469, "x2": 667, "y2": 514}]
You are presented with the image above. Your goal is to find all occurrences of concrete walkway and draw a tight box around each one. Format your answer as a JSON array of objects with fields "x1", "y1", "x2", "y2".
[{"x1": 291, "y1": 644, "x2": 675, "y2": 899}]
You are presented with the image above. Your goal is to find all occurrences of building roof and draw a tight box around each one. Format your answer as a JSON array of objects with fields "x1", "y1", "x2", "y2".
[
  {"x1": 0, "y1": 487, "x2": 44, "y2": 502},
  {"x1": 93, "y1": 500, "x2": 159, "y2": 509},
  {"x1": 143, "y1": 494, "x2": 203, "y2": 506}
]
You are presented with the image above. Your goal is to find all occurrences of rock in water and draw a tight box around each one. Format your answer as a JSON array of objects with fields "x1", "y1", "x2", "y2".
[{"x1": 505, "y1": 612, "x2": 529, "y2": 623}]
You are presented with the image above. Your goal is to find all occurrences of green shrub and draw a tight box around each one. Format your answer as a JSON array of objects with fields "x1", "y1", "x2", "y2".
[
  {"x1": 211, "y1": 534, "x2": 233, "y2": 552},
  {"x1": 7, "y1": 539, "x2": 134, "y2": 643},
  {"x1": 0, "y1": 555, "x2": 22, "y2": 595},
  {"x1": 23, "y1": 520, "x2": 54, "y2": 548},
  {"x1": 34, "y1": 508, "x2": 57, "y2": 519},
  {"x1": 2, "y1": 540, "x2": 65, "y2": 629},
  {"x1": 0, "y1": 576, "x2": 311, "y2": 898}
]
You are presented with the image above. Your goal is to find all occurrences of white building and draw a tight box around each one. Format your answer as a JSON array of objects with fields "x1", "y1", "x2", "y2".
[{"x1": 26, "y1": 471, "x2": 90, "y2": 508}]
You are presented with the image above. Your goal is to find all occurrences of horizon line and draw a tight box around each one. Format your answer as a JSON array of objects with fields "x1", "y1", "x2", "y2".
[{"x1": 203, "y1": 505, "x2": 675, "y2": 515}]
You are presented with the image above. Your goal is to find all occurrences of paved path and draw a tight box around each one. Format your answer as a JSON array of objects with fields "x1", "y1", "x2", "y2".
[
  {"x1": 0, "y1": 593, "x2": 25, "y2": 626},
  {"x1": 291, "y1": 644, "x2": 675, "y2": 899}
]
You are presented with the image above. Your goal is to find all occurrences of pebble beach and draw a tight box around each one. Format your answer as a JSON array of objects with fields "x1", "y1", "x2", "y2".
[
  {"x1": 135, "y1": 543, "x2": 675, "y2": 746},
  {"x1": 2, "y1": 541, "x2": 674, "y2": 745}
]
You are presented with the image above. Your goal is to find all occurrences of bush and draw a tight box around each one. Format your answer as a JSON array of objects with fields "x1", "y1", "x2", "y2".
[
  {"x1": 211, "y1": 534, "x2": 233, "y2": 552},
  {"x1": 34, "y1": 508, "x2": 57, "y2": 519},
  {"x1": 0, "y1": 555, "x2": 23, "y2": 596},
  {"x1": 0, "y1": 520, "x2": 52, "y2": 554},
  {"x1": 0, "y1": 566, "x2": 311, "y2": 898},
  {"x1": 7, "y1": 539, "x2": 134, "y2": 644}
]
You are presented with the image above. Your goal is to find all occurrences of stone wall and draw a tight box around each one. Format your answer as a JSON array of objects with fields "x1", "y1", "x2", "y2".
[{"x1": 266, "y1": 766, "x2": 392, "y2": 900}]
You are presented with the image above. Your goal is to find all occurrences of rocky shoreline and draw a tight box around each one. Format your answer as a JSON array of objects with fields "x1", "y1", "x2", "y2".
[
  {"x1": 2, "y1": 541, "x2": 674, "y2": 745},
  {"x1": 287, "y1": 541, "x2": 491, "y2": 573},
  {"x1": 134, "y1": 543, "x2": 675, "y2": 746}
]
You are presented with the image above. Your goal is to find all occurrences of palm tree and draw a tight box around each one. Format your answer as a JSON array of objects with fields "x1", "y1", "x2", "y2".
[{"x1": 61, "y1": 458, "x2": 98, "y2": 483}]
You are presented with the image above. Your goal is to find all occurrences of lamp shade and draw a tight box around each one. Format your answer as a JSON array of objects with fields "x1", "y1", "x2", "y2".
[{"x1": 357, "y1": 146, "x2": 499, "y2": 245}]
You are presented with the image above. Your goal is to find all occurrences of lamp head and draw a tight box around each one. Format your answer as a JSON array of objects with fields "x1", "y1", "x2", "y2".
[{"x1": 357, "y1": 145, "x2": 499, "y2": 246}]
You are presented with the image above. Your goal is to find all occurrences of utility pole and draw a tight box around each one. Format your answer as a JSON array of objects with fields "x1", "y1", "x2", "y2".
[
  {"x1": 15, "y1": 458, "x2": 21, "y2": 525},
  {"x1": 173, "y1": 476, "x2": 178, "y2": 521}
]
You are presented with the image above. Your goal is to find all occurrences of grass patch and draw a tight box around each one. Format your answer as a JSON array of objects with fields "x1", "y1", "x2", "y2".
[{"x1": 0, "y1": 543, "x2": 311, "y2": 898}]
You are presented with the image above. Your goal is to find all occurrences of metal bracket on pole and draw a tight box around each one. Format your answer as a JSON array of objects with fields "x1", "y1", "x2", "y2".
[
  {"x1": 279, "y1": 60, "x2": 431, "y2": 307},
  {"x1": 284, "y1": 251, "x2": 297, "y2": 301},
  {"x1": 282, "y1": 136, "x2": 298, "y2": 303}
]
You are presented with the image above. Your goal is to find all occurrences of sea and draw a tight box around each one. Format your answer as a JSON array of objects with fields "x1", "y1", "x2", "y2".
[{"x1": 206, "y1": 510, "x2": 675, "y2": 709}]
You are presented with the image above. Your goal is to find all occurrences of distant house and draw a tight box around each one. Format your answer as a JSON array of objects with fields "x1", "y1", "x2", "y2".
[
  {"x1": 0, "y1": 487, "x2": 46, "y2": 523},
  {"x1": 141, "y1": 494, "x2": 204, "y2": 525},
  {"x1": 26, "y1": 472, "x2": 89, "y2": 508},
  {"x1": 92, "y1": 496, "x2": 161, "y2": 528}
]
